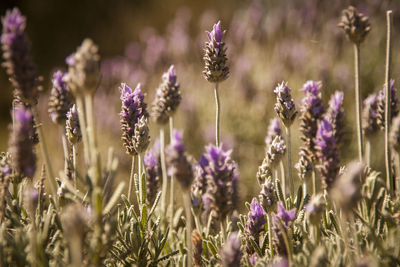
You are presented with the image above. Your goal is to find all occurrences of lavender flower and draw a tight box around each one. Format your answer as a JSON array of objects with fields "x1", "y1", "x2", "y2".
[
  {"x1": 166, "y1": 130, "x2": 193, "y2": 190},
  {"x1": 273, "y1": 203, "x2": 296, "y2": 256},
  {"x1": 330, "y1": 161, "x2": 364, "y2": 213},
  {"x1": 203, "y1": 21, "x2": 229, "y2": 83},
  {"x1": 1, "y1": 8, "x2": 41, "y2": 105},
  {"x1": 65, "y1": 39, "x2": 100, "y2": 96},
  {"x1": 220, "y1": 232, "x2": 242, "y2": 267},
  {"x1": 0, "y1": 152, "x2": 11, "y2": 222},
  {"x1": 315, "y1": 118, "x2": 340, "y2": 190},
  {"x1": 66, "y1": 105, "x2": 82, "y2": 145},
  {"x1": 119, "y1": 83, "x2": 149, "y2": 155},
  {"x1": 48, "y1": 71, "x2": 73, "y2": 124},
  {"x1": 326, "y1": 91, "x2": 345, "y2": 144},
  {"x1": 245, "y1": 198, "x2": 266, "y2": 254},
  {"x1": 377, "y1": 80, "x2": 399, "y2": 130},
  {"x1": 256, "y1": 157, "x2": 273, "y2": 185},
  {"x1": 201, "y1": 145, "x2": 238, "y2": 222},
  {"x1": 9, "y1": 106, "x2": 36, "y2": 178},
  {"x1": 144, "y1": 141, "x2": 161, "y2": 205},
  {"x1": 259, "y1": 178, "x2": 276, "y2": 212},
  {"x1": 152, "y1": 65, "x2": 182, "y2": 124},
  {"x1": 265, "y1": 118, "x2": 283, "y2": 146},
  {"x1": 295, "y1": 148, "x2": 313, "y2": 181},
  {"x1": 338, "y1": 6, "x2": 371, "y2": 45},
  {"x1": 362, "y1": 93, "x2": 379, "y2": 138},
  {"x1": 265, "y1": 135, "x2": 286, "y2": 168},
  {"x1": 274, "y1": 81, "x2": 297, "y2": 127},
  {"x1": 299, "y1": 80, "x2": 326, "y2": 162}
]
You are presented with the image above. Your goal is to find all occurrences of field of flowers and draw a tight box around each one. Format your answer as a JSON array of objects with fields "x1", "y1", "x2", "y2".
[{"x1": 1, "y1": 1, "x2": 400, "y2": 266}]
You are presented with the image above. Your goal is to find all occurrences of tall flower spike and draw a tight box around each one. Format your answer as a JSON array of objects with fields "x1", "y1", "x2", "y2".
[
  {"x1": 338, "y1": 6, "x2": 371, "y2": 45},
  {"x1": 362, "y1": 93, "x2": 379, "y2": 138},
  {"x1": 1, "y1": 8, "x2": 41, "y2": 105},
  {"x1": 299, "y1": 81, "x2": 326, "y2": 162},
  {"x1": 65, "y1": 38, "x2": 100, "y2": 96},
  {"x1": 48, "y1": 71, "x2": 73, "y2": 124},
  {"x1": 119, "y1": 83, "x2": 149, "y2": 155},
  {"x1": 377, "y1": 80, "x2": 399, "y2": 130},
  {"x1": 259, "y1": 178, "x2": 276, "y2": 212},
  {"x1": 152, "y1": 65, "x2": 182, "y2": 124},
  {"x1": 9, "y1": 106, "x2": 36, "y2": 178},
  {"x1": 390, "y1": 114, "x2": 400, "y2": 154},
  {"x1": 265, "y1": 118, "x2": 283, "y2": 147},
  {"x1": 245, "y1": 198, "x2": 266, "y2": 254},
  {"x1": 66, "y1": 105, "x2": 82, "y2": 145},
  {"x1": 201, "y1": 145, "x2": 238, "y2": 222},
  {"x1": 330, "y1": 161, "x2": 364, "y2": 213},
  {"x1": 203, "y1": 21, "x2": 229, "y2": 83},
  {"x1": 265, "y1": 135, "x2": 286, "y2": 168},
  {"x1": 274, "y1": 81, "x2": 297, "y2": 127},
  {"x1": 256, "y1": 157, "x2": 273, "y2": 185},
  {"x1": 165, "y1": 130, "x2": 193, "y2": 190},
  {"x1": 326, "y1": 91, "x2": 345, "y2": 145},
  {"x1": 315, "y1": 118, "x2": 340, "y2": 190},
  {"x1": 144, "y1": 140, "x2": 161, "y2": 205},
  {"x1": 295, "y1": 148, "x2": 313, "y2": 182},
  {"x1": 220, "y1": 232, "x2": 242, "y2": 267}
]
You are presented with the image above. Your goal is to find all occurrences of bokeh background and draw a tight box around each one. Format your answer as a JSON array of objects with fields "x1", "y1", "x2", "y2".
[{"x1": 1, "y1": 0, "x2": 400, "y2": 204}]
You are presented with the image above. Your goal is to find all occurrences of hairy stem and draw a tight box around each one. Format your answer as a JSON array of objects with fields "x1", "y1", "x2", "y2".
[
  {"x1": 286, "y1": 126, "x2": 293, "y2": 196},
  {"x1": 354, "y1": 44, "x2": 364, "y2": 162},
  {"x1": 85, "y1": 93, "x2": 101, "y2": 185},
  {"x1": 214, "y1": 82, "x2": 220, "y2": 147},
  {"x1": 267, "y1": 213, "x2": 274, "y2": 258},
  {"x1": 366, "y1": 139, "x2": 371, "y2": 166},
  {"x1": 160, "y1": 128, "x2": 168, "y2": 215},
  {"x1": 75, "y1": 96, "x2": 90, "y2": 165},
  {"x1": 385, "y1": 11, "x2": 393, "y2": 194},
  {"x1": 72, "y1": 144, "x2": 77, "y2": 188},
  {"x1": 128, "y1": 156, "x2": 135, "y2": 203},
  {"x1": 169, "y1": 117, "x2": 175, "y2": 222},
  {"x1": 31, "y1": 106, "x2": 57, "y2": 197},
  {"x1": 183, "y1": 192, "x2": 193, "y2": 267},
  {"x1": 280, "y1": 161, "x2": 286, "y2": 199}
]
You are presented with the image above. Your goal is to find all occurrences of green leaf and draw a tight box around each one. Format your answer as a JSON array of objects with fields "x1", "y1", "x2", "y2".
[
  {"x1": 207, "y1": 240, "x2": 218, "y2": 257},
  {"x1": 249, "y1": 236, "x2": 263, "y2": 257}
]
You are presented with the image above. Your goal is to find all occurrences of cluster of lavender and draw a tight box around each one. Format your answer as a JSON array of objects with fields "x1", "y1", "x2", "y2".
[{"x1": 2, "y1": 4, "x2": 400, "y2": 267}]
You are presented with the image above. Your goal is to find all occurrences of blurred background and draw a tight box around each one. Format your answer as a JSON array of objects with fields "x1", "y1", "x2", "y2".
[{"x1": 1, "y1": 0, "x2": 400, "y2": 204}]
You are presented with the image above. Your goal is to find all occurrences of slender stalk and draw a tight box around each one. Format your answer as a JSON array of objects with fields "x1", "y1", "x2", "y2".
[
  {"x1": 285, "y1": 126, "x2": 293, "y2": 196},
  {"x1": 138, "y1": 153, "x2": 143, "y2": 204},
  {"x1": 60, "y1": 126, "x2": 69, "y2": 178},
  {"x1": 385, "y1": 11, "x2": 393, "y2": 194},
  {"x1": 72, "y1": 144, "x2": 77, "y2": 188},
  {"x1": 183, "y1": 192, "x2": 193, "y2": 267},
  {"x1": 280, "y1": 161, "x2": 286, "y2": 199},
  {"x1": 366, "y1": 139, "x2": 371, "y2": 166},
  {"x1": 214, "y1": 82, "x2": 220, "y2": 147},
  {"x1": 31, "y1": 106, "x2": 57, "y2": 197},
  {"x1": 169, "y1": 117, "x2": 175, "y2": 220},
  {"x1": 85, "y1": 93, "x2": 101, "y2": 185},
  {"x1": 312, "y1": 169, "x2": 317, "y2": 195},
  {"x1": 75, "y1": 96, "x2": 90, "y2": 165},
  {"x1": 128, "y1": 156, "x2": 135, "y2": 203},
  {"x1": 349, "y1": 213, "x2": 360, "y2": 255},
  {"x1": 267, "y1": 213, "x2": 274, "y2": 258},
  {"x1": 160, "y1": 128, "x2": 168, "y2": 215},
  {"x1": 303, "y1": 181, "x2": 307, "y2": 197},
  {"x1": 354, "y1": 44, "x2": 364, "y2": 162}
]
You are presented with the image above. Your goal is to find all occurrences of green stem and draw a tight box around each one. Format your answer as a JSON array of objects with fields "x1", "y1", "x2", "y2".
[
  {"x1": 75, "y1": 96, "x2": 90, "y2": 165},
  {"x1": 85, "y1": 93, "x2": 101, "y2": 185},
  {"x1": 183, "y1": 192, "x2": 193, "y2": 267},
  {"x1": 128, "y1": 156, "x2": 135, "y2": 203},
  {"x1": 285, "y1": 126, "x2": 293, "y2": 197},
  {"x1": 354, "y1": 44, "x2": 364, "y2": 162},
  {"x1": 31, "y1": 106, "x2": 57, "y2": 197},
  {"x1": 279, "y1": 161, "x2": 286, "y2": 199},
  {"x1": 214, "y1": 83, "x2": 220, "y2": 147},
  {"x1": 366, "y1": 139, "x2": 371, "y2": 166},
  {"x1": 169, "y1": 117, "x2": 174, "y2": 221},
  {"x1": 312, "y1": 168, "x2": 316, "y2": 195},
  {"x1": 267, "y1": 214, "x2": 274, "y2": 258},
  {"x1": 160, "y1": 128, "x2": 168, "y2": 216},
  {"x1": 385, "y1": 11, "x2": 393, "y2": 194},
  {"x1": 303, "y1": 180, "x2": 307, "y2": 197},
  {"x1": 72, "y1": 144, "x2": 77, "y2": 188},
  {"x1": 60, "y1": 126, "x2": 69, "y2": 179},
  {"x1": 138, "y1": 153, "x2": 143, "y2": 204}
]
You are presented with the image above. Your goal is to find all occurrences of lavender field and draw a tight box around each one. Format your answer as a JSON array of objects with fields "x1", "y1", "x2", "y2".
[{"x1": 1, "y1": 1, "x2": 400, "y2": 266}]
